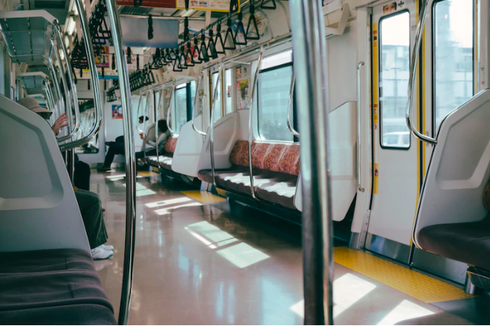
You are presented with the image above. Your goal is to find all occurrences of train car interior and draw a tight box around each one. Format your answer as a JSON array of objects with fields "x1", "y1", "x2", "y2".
[{"x1": 0, "y1": 0, "x2": 489, "y2": 324}]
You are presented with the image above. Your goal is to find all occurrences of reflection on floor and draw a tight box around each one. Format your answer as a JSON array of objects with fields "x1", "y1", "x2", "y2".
[{"x1": 92, "y1": 169, "x2": 481, "y2": 325}]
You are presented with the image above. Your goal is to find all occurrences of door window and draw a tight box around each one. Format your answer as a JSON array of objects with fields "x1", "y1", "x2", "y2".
[{"x1": 379, "y1": 11, "x2": 411, "y2": 149}]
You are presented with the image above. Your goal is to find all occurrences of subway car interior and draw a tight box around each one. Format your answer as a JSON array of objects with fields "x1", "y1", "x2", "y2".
[{"x1": 0, "y1": 0, "x2": 489, "y2": 324}]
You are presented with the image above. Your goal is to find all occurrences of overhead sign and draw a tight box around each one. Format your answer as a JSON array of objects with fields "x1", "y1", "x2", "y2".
[
  {"x1": 119, "y1": 16, "x2": 179, "y2": 48},
  {"x1": 176, "y1": 0, "x2": 240, "y2": 12}
]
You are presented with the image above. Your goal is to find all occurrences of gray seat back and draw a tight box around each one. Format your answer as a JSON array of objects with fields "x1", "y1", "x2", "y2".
[
  {"x1": 414, "y1": 89, "x2": 490, "y2": 249},
  {"x1": 0, "y1": 94, "x2": 90, "y2": 252}
]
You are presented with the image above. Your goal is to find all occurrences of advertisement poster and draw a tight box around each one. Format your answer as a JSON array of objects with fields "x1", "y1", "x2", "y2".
[
  {"x1": 112, "y1": 104, "x2": 123, "y2": 119},
  {"x1": 236, "y1": 66, "x2": 250, "y2": 109}
]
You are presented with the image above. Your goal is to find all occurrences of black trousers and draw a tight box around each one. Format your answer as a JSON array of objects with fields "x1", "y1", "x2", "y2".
[
  {"x1": 75, "y1": 189, "x2": 108, "y2": 249},
  {"x1": 74, "y1": 160, "x2": 91, "y2": 191},
  {"x1": 102, "y1": 141, "x2": 125, "y2": 168}
]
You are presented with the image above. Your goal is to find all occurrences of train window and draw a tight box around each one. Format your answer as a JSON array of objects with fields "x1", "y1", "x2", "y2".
[
  {"x1": 212, "y1": 71, "x2": 222, "y2": 122},
  {"x1": 174, "y1": 83, "x2": 187, "y2": 133},
  {"x1": 433, "y1": 0, "x2": 473, "y2": 131},
  {"x1": 379, "y1": 11, "x2": 411, "y2": 149},
  {"x1": 189, "y1": 80, "x2": 196, "y2": 116},
  {"x1": 257, "y1": 63, "x2": 294, "y2": 141},
  {"x1": 225, "y1": 69, "x2": 233, "y2": 114}
]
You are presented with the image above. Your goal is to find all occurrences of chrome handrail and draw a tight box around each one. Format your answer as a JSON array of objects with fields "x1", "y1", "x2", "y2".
[
  {"x1": 59, "y1": 0, "x2": 103, "y2": 153},
  {"x1": 405, "y1": 0, "x2": 437, "y2": 145},
  {"x1": 135, "y1": 91, "x2": 147, "y2": 134},
  {"x1": 54, "y1": 20, "x2": 81, "y2": 140},
  {"x1": 209, "y1": 63, "x2": 223, "y2": 188},
  {"x1": 357, "y1": 61, "x2": 365, "y2": 192},
  {"x1": 289, "y1": 0, "x2": 334, "y2": 323},
  {"x1": 287, "y1": 71, "x2": 300, "y2": 138},
  {"x1": 166, "y1": 80, "x2": 177, "y2": 135},
  {"x1": 247, "y1": 46, "x2": 264, "y2": 200},
  {"x1": 105, "y1": 0, "x2": 137, "y2": 324},
  {"x1": 192, "y1": 71, "x2": 207, "y2": 136}
]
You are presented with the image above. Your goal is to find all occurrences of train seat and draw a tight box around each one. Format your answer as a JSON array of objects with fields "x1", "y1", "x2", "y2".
[
  {"x1": 147, "y1": 136, "x2": 178, "y2": 169},
  {"x1": 417, "y1": 180, "x2": 490, "y2": 272},
  {"x1": 0, "y1": 249, "x2": 116, "y2": 324},
  {"x1": 198, "y1": 141, "x2": 300, "y2": 210},
  {"x1": 417, "y1": 218, "x2": 490, "y2": 271}
]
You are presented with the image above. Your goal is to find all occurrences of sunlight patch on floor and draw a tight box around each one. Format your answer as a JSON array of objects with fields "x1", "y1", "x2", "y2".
[
  {"x1": 290, "y1": 273, "x2": 376, "y2": 319},
  {"x1": 145, "y1": 197, "x2": 192, "y2": 208},
  {"x1": 377, "y1": 300, "x2": 434, "y2": 325},
  {"x1": 155, "y1": 202, "x2": 203, "y2": 215},
  {"x1": 185, "y1": 221, "x2": 268, "y2": 268}
]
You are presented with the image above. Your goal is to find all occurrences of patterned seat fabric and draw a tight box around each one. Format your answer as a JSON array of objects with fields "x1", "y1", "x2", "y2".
[
  {"x1": 164, "y1": 137, "x2": 178, "y2": 155},
  {"x1": 198, "y1": 140, "x2": 301, "y2": 210}
]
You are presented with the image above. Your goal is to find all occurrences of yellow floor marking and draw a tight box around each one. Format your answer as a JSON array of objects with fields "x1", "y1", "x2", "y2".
[
  {"x1": 334, "y1": 247, "x2": 474, "y2": 303},
  {"x1": 151, "y1": 166, "x2": 160, "y2": 173},
  {"x1": 138, "y1": 171, "x2": 159, "y2": 177},
  {"x1": 181, "y1": 190, "x2": 226, "y2": 204}
]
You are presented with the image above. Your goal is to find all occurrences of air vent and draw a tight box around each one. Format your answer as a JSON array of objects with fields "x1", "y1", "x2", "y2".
[
  {"x1": 119, "y1": 6, "x2": 153, "y2": 15},
  {"x1": 32, "y1": 0, "x2": 67, "y2": 9}
]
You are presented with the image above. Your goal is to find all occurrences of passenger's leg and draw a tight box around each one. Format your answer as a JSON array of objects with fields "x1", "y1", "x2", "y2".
[
  {"x1": 100, "y1": 145, "x2": 117, "y2": 170},
  {"x1": 74, "y1": 160, "x2": 91, "y2": 191},
  {"x1": 74, "y1": 189, "x2": 112, "y2": 259}
]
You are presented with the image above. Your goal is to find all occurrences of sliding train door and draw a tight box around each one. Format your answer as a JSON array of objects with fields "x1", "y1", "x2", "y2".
[
  {"x1": 411, "y1": 0, "x2": 477, "y2": 284},
  {"x1": 367, "y1": 2, "x2": 418, "y2": 261},
  {"x1": 367, "y1": 0, "x2": 478, "y2": 279}
]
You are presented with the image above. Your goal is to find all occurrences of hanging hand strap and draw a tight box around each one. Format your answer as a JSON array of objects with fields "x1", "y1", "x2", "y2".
[
  {"x1": 148, "y1": 14, "x2": 154, "y2": 40},
  {"x1": 246, "y1": 4, "x2": 260, "y2": 40},
  {"x1": 234, "y1": 12, "x2": 247, "y2": 46},
  {"x1": 215, "y1": 22, "x2": 225, "y2": 54},
  {"x1": 223, "y1": 16, "x2": 236, "y2": 50}
]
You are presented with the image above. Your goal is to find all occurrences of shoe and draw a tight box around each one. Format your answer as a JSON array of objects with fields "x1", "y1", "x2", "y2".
[
  {"x1": 91, "y1": 246, "x2": 113, "y2": 260},
  {"x1": 97, "y1": 166, "x2": 112, "y2": 172},
  {"x1": 101, "y1": 244, "x2": 114, "y2": 251}
]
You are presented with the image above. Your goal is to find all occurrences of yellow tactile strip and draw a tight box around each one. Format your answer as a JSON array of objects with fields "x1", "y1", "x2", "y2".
[
  {"x1": 334, "y1": 247, "x2": 474, "y2": 303},
  {"x1": 138, "y1": 171, "x2": 160, "y2": 177},
  {"x1": 181, "y1": 190, "x2": 227, "y2": 204}
]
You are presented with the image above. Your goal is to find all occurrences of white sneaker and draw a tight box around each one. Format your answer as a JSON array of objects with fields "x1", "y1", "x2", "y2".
[
  {"x1": 101, "y1": 244, "x2": 114, "y2": 251},
  {"x1": 91, "y1": 246, "x2": 113, "y2": 260}
]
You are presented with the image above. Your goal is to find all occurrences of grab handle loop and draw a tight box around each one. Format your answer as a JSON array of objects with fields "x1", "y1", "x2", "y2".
[
  {"x1": 186, "y1": 42, "x2": 195, "y2": 67},
  {"x1": 173, "y1": 49, "x2": 183, "y2": 72},
  {"x1": 180, "y1": 45, "x2": 188, "y2": 69},
  {"x1": 246, "y1": 4, "x2": 260, "y2": 40},
  {"x1": 199, "y1": 32, "x2": 210, "y2": 62},
  {"x1": 207, "y1": 29, "x2": 219, "y2": 59},
  {"x1": 215, "y1": 23, "x2": 225, "y2": 54},
  {"x1": 193, "y1": 38, "x2": 202, "y2": 64},
  {"x1": 223, "y1": 17, "x2": 237, "y2": 50},
  {"x1": 261, "y1": 0, "x2": 276, "y2": 10},
  {"x1": 234, "y1": 12, "x2": 247, "y2": 46}
]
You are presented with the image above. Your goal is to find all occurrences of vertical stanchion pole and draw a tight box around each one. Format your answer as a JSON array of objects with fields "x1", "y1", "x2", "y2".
[
  {"x1": 105, "y1": 0, "x2": 137, "y2": 324},
  {"x1": 289, "y1": 0, "x2": 334, "y2": 324}
]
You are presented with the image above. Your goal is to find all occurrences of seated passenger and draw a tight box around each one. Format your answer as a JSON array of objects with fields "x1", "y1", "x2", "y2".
[
  {"x1": 98, "y1": 116, "x2": 149, "y2": 171},
  {"x1": 136, "y1": 119, "x2": 171, "y2": 160},
  {"x1": 16, "y1": 98, "x2": 113, "y2": 260}
]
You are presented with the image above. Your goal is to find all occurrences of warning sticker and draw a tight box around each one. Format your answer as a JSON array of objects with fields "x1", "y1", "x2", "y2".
[{"x1": 176, "y1": 0, "x2": 240, "y2": 12}]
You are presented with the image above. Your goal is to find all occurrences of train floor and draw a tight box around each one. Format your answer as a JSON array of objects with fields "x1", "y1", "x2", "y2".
[{"x1": 91, "y1": 169, "x2": 490, "y2": 325}]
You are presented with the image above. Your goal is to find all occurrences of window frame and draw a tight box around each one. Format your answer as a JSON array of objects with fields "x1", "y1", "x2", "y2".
[
  {"x1": 256, "y1": 61, "x2": 298, "y2": 142},
  {"x1": 378, "y1": 9, "x2": 412, "y2": 150},
  {"x1": 172, "y1": 82, "x2": 193, "y2": 134},
  {"x1": 431, "y1": 0, "x2": 475, "y2": 136}
]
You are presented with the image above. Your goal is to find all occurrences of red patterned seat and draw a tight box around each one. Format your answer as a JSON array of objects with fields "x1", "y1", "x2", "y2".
[{"x1": 198, "y1": 140, "x2": 301, "y2": 210}]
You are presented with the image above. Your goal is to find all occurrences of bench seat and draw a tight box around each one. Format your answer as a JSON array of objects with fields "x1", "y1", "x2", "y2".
[
  {"x1": 0, "y1": 248, "x2": 116, "y2": 325},
  {"x1": 198, "y1": 141, "x2": 300, "y2": 210}
]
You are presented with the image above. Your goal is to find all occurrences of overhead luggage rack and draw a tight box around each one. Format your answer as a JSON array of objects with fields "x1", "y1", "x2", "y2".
[
  {"x1": 0, "y1": 10, "x2": 58, "y2": 65},
  {"x1": 18, "y1": 72, "x2": 49, "y2": 94}
]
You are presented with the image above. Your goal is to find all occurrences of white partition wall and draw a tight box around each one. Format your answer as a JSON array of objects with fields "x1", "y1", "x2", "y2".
[
  {"x1": 0, "y1": 95, "x2": 90, "y2": 252},
  {"x1": 295, "y1": 102, "x2": 357, "y2": 222}
]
